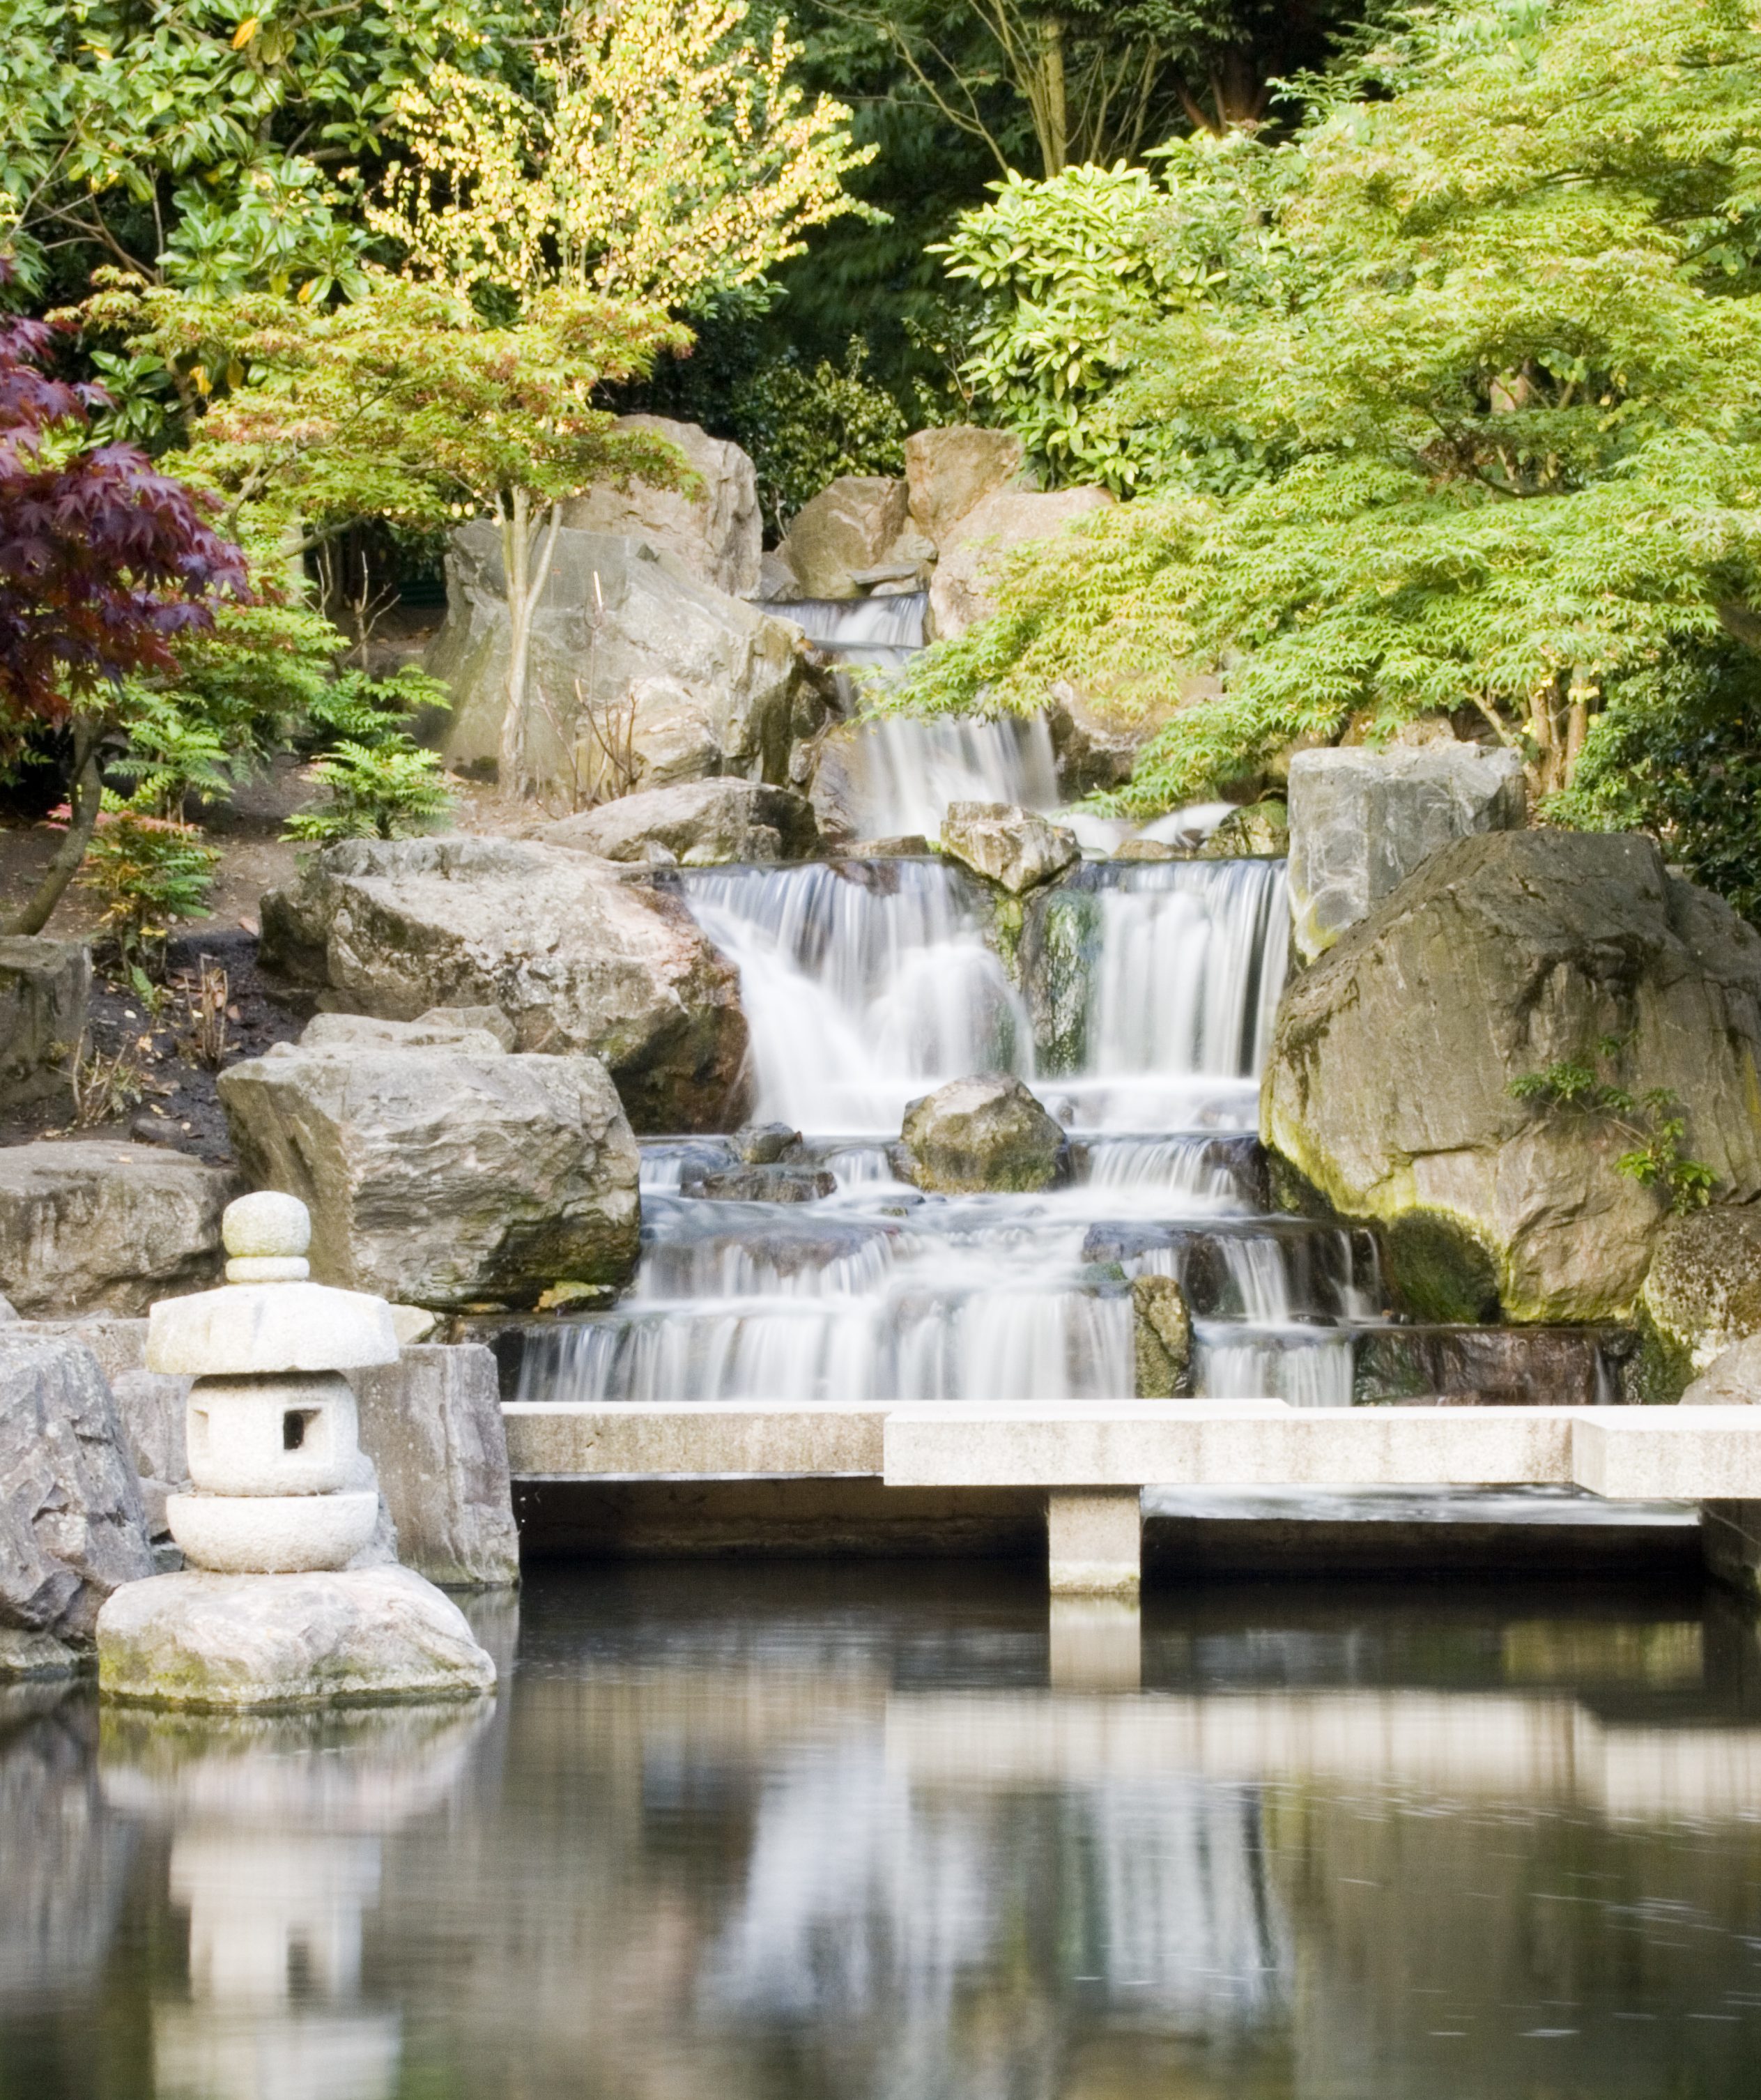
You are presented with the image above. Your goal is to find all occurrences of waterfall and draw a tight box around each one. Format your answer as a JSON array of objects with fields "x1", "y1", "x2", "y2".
[{"x1": 833, "y1": 716, "x2": 1061, "y2": 842}]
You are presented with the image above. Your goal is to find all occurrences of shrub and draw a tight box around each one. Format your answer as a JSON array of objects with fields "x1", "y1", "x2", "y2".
[
  {"x1": 286, "y1": 666, "x2": 457, "y2": 842},
  {"x1": 77, "y1": 801, "x2": 221, "y2": 974},
  {"x1": 732, "y1": 339, "x2": 907, "y2": 535}
]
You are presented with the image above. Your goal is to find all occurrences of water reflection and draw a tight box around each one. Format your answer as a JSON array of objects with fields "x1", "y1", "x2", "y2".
[{"x1": 3, "y1": 1569, "x2": 1761, "y2": 2099}]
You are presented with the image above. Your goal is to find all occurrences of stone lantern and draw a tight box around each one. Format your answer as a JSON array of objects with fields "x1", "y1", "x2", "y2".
[{"x1": 97, "y1": 1192, "x2": 496, "y2": 1708}]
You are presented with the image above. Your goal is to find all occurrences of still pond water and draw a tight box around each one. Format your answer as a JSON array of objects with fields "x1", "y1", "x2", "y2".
[{"x1": 4, "y1": 1564, "x2": 1761, "y2": 2100}]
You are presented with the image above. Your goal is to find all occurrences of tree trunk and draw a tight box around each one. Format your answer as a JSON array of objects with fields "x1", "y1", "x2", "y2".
[
  {"x1": 498, "y1": 489, "x2": 566, "y2": 797},
  {"x1": 3, "y1": 717, "x2": 106, "y2": 937},
  {"x1": 1040, "y1": 19, "x2": 1068, "y2": 175}
]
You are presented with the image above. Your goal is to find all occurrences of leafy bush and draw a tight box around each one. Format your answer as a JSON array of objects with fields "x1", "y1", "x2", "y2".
[
  {"x1": 732, "y1": 339, "x2": 907, "y2": 535},
  {"x1": 1554, "y1": 644, "x2": 1761, "y2": 924},
  {"x1": 286, "y1": 666, "x2": 456, "y2": 842},
  {"x1": 77, "y1": 801, "x2": 221, "y2": 973}
]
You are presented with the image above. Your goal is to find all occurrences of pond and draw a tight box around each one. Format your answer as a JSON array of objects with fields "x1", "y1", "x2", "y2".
[{"x1": 5, "y1": 1564, "x2": 1760, "y2": 2100}]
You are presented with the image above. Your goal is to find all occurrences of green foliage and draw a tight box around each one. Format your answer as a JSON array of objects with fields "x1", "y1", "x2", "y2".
[
  {"x1": 898, "y1": 0, "x2": 1761, "y2": 818},
  {"x1": 77, "y1": 799, "x2": 220, "y2": 972},
  {"x1": 1555, "y1": 643, "x2": 1761, "y2": 923},
  {"x1": 1509, "y1": 1042, "x2": 1717, "y2": 1216},
  {"x1": 731, "y1": 337, "x2": 907, "y2": 531},
  {"x1": 0, "y1": 0, "x2": 512, "y2": 304},
  {"x1": 286, "y1": 666, "x2": 456, "y2": 839}
]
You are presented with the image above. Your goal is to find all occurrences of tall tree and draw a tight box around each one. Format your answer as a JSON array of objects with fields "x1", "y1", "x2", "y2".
[{"x1": 900, "y1": 0, "x2": 1761, "y2": 815}]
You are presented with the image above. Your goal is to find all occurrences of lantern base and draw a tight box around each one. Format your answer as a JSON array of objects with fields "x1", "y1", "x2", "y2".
[{"x1": 95, "y1": 1565, "x2": 496, "y2": 1710}]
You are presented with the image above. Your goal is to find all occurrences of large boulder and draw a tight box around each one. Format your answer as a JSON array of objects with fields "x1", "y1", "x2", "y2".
[
  {"x1": 1639, "y1": 1205, "x2": 1761, "y2": 1393},
  {"x1": 941, "y1": 802, "x2": 1079, "y2": 895},
  {"x1": 348, "y1": 1345, "x2": 520, "y2": 1586},
  {"x1": 543, "y1": 778, "x2": 818, "y2": 865},
  {"x1": 0, "y1": 1142, "x2": 238, "y2": 1317},
  {"x1": 928, "y1": 486, "x2": 1114, "y2": 641},
  {"x1": 1263, "y1": 831, "x2": 1761, "y2": 1322},
  {"x1": 1286, "y1": 744, "x2": 1528, "y2": 962},
  {"x1": 777, "y1": 476, "x2": 913, "y2": 599},
  {"x1": 219, "y1": 1038, "x2": 640, "y2": 1308},
  {"x1": 900, "y1": 1075, "x2": 1066, "y2": 1193},
  {"x1": 259, "y1": 836, "x2": 748, "y2": 1131},
  {"x1": 1682, "y1": 1334, "x2": 1761, "y2": 1405},
  {"x1": 905, "y1": 427, "x2": 1027, "y2": 546},
  {"x1": 428, "y1": 523, "x2": 826, "y2": 798},
  {"x1": 560, "y1": 415, "x2": 761, "y2": 597},
  {"x1": 0, "y1": 1333, "x2": 153, "y2": 1643},
  {"x1": 0, "y1": 938, "x2": 89, "y2": 1109}
]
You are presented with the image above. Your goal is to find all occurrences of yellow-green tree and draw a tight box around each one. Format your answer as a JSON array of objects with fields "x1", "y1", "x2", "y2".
[{"x1": 368, "y1": 0, "x2": 876, "y2": 312}]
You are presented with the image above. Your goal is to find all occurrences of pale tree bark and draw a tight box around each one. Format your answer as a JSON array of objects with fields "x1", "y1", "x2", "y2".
[
  {"x1": 497, "y1": 487, "x2": 567, "y2": 796},
  {"x1": 3, "y1": 715, "x2": 106, "y2": 937}
]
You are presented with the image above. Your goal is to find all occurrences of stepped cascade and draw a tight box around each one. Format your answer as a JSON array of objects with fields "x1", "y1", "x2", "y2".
[{"x1": 520, "y1": 599, "x2": 1391, "y2": 1413}]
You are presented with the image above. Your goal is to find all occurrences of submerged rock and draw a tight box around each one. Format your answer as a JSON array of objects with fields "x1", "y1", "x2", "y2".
[
  {"x1": 0, "y1": 937, "x2": 89, "y2": 1109},
  {"x1": 941, "y1": 802, "x2": 1079, "y2": 896},
  {"x1": 260, "y1": 836, "x2": 748, "y2": 1131},
  {"x1": 0, "y1": 1142, "x2": 238, "y2": 1317},
  {"x1": 1132, "y1": 1274, "x2": 1193, "y2": 1398},
  {"x1": 1263, "y1": 831, "x2": 1761, "y2": 1322},
  {"x1": 900, "y1": 1075, "x2": 1066, "y2": 1193},
  {"x1": 0, "y1": 1333, "x2": 153, "y2": 1643},
  {"x1": 544, "y1": 778, "x2": 819, "y2": 865},
  {"x1": 220, "y1": 1038, "x2": 640, "y2": 1308},
  {"x1": 1286, "y1": 744, "x2": 1527, "y2": 962},
  {"x1": 682, "y1": 1165, "x2": 837, "y2": 1203}
]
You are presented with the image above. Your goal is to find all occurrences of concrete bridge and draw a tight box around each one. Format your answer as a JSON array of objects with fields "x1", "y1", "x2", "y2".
[{"x1": 503, "y1": 1396, "x2": 1761, "y2": 1603}]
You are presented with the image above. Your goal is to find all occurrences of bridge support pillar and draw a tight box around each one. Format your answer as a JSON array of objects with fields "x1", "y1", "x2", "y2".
[
  {"x1": 1046, "y1": 1489, "x2": 1142, "y2": 1599},
  {"x1": 1701, "y1": 1500, "x2": 1761, "y2": 1602}
]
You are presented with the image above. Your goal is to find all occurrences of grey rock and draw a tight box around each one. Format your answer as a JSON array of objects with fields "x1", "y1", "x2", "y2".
[
  {"x1": 428, "y1": 523, "x2": 824, "y2": 800},
  {"x1": 1132, "y1": 1274, "x2": 1193, "y2": 1399},
  {"x1": 733, "y1": 1123, "x2": 802, "y2": 1165},
  {"x1": 0, "y1": 1142, "x2": 238, "y2": 1317},
  {"x1": 682, "y1": 1165, "x2": 836, "y2": 1203},
  {"x1": 754, "y1": 549, "x2": 803, "y2": 602},
  {"x1": 941, "y1": 802, "x2": 1079, "y2": 895},
  {"x1": 95, "y1": 1565, "x2": 496, "y2": 1708},
  {"x1": 417, "y1": 1004, "x2": 518, "y2": 1050},
  {"x1": 1197, "y1": 800, "x2": 1288, "y2": 859},
  {"x1": 778, "y1": 476, "x2": 909, "y2": 599},
  {"x1": 927, "y1": 486, "x2": 1114, "y2": 641},
  {"x1": 1643, "y1": 1205, "x2": 1761, "y2": 1381},
  {"x1": 0, "y1": 937, "x2": 90, "y2": 1109},
  {"x1": 259, "y1": 836, "x2": 748, "y2": 1131},
  {"x1": 560, "y1": 415, "x2": 760, "y2": 596},
  {"x1": 905, "y1": 426, "x2": 1028, "y2": 546},
  {"x1": 1047, "y1": 686, "x2": 1139, "y2": 798},
  {"x1": 0, "y1": 1334, "x2": 153, "y2": 1641},
  {"x1": 0, "y1": 1627, "x2": 81, "y2": 1676},
  {"x1": 544, "y1": 777, "x2": 818, "y2": 866},
  {"x1": 1681, "y1": 1333, "x2": 1761, "y2": 1405},
  {"x1": 1286, "y1": 744, "x2": 1528, "y2": 961},
  {"x1": 348, "y1": 1345, "x2": 519, "y2": 1588},
  {"x1": 1263, "y1": 831, "x2": 1761, "y2": 1322},
  {"x1": 219, "y1": 1041, "x2": 640, "y2": 1308},
  {"x1": 299, "y1": 1007, "x2": 514, "y2": 1055},
  {"x1": 900, "y1": 1075, "x2": 1066, "y2": 1194}
]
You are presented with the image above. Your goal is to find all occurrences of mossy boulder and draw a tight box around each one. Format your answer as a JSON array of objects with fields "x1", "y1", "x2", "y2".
[
  {"x1": 1262, "y1": 831, "x2": 1761, "y2": 1323},
  {"x1": 900, "y1": 1075, "x2": 1066, "y2": 1193},
  {"x1": 1636, "y1": 1204, "x2": 1761, "y2": 1399}
]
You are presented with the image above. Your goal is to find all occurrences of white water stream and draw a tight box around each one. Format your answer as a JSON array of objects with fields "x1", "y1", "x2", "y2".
[{"x1": 519, "y1": 605, "x2": 1383, "y2": 1408}]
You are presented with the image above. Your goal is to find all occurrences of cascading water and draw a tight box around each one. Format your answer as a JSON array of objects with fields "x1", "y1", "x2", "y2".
[{"x1": 516, "y1": 788, "x2": 1383, "y2": 1407}]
